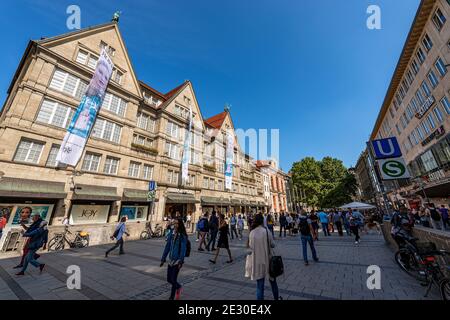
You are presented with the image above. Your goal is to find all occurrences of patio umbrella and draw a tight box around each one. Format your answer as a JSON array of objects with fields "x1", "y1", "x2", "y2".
[{"x1": 339, "y1": 201, "x2": 376, "y2": 210}]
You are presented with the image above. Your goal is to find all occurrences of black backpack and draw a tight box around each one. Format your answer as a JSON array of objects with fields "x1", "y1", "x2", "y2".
[
  {"x1": 299, "y1": 217, "x2": 310, "y2": 236},
  {"x1": 179, "y1": 235, "x2": 191, "y2": 258},
  {"x1": 430, "y1": 209, "x2": 441, "y2": 221}
]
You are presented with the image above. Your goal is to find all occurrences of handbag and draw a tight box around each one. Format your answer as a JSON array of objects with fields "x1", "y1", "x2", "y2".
[{"x1": 265, "y1": 229, "x2": 284, "y2": 278}]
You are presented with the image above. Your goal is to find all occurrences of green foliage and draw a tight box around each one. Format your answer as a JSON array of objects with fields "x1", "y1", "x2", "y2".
[{"x1": 290, "y1": 157, "x2": 358, "y2": 208}]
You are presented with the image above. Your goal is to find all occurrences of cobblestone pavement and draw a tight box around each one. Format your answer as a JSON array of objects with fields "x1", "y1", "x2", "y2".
[{"x1": 0, "y1": 229, "x2": 441, "y2": 300}]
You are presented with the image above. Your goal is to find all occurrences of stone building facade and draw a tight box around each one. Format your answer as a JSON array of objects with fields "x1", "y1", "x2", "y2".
[{"x1": 0, "y1": 22, "x2": 269, "y2": 251}]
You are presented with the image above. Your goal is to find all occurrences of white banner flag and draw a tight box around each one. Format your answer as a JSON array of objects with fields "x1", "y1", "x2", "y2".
[
  {"x1": 181, "y1": 103, "x2": 193, "y2": 185},
  {"x1": 56, "y1": 49, "x2": 114, "y2": 166},
  {"x1": 225, "y1": 129, "x2": 234, "y2": 190}
]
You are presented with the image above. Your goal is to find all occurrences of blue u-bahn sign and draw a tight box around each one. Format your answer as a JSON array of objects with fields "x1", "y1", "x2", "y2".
[{"x1": 371, "y1": 137, "x2": 402, "y2": 160}]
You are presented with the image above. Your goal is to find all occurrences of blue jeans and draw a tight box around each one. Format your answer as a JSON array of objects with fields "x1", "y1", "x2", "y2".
[
  {"x1": 207, "y1": 229, "x2": 218, "y2": 250},
  {"x1": 21, "y1": 248, "x2": 41, "y2": 272},
  {"x1": 167, "y1": 264, "x2": 181, "y2": 300},
  {"x1": 256, "y1": 277, "x2": 279, "y2": 300},
  {"x1": 267, "y1": 225, "x2": 274, "y2": 237},
  {"x1": 301, "y1": 235, "x2": 318, "y2": 262},
  {"x1": 321, "y1": 223, "x2": 329, "y2": 236}
]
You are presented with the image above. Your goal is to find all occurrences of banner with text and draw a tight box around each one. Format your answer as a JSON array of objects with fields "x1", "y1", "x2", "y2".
[
  {"x1": 181, "y1": 103, "x2": 193, "y2": 185},
  {"x1": 56, "y1": 49, "x2": 114, "y2": 166},
  {"x1": 225, "y1": 130, "x2": 234, "y2": 190}
]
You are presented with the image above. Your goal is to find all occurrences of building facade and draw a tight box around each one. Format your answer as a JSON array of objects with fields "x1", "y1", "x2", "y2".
[
  {"x1": 369, "y1": 0, "x2": 450, "y2": 209},
  {"x1": 0, "y1": 22, "x2": 268, "y2": 251},
  {"x1": 256, "y1": 160, "x2": 288, "y2": 213}
]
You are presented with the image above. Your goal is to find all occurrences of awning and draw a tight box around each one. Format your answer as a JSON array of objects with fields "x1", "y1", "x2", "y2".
[
  {"x1": 167, "y1": 193, "x2": 199, "y2": 204},
  {"x1": 416, "y1": 179, "x2": 450, "y2": 198},
  {"x1": 231, "y1": 199, "x2": 243, "y2": 205},
  {"x1": 201, "y1": 196, "x2": 230, "y2": 206},
  {"x1": 0, "y1": 177, "x2": 66, "y2": 199},
  {"x1": 123, "y1": 189, "x2": 159, "y2": 202},
  {"x1": 73, "y1": 184, "x2": 120, "y2": 201}
]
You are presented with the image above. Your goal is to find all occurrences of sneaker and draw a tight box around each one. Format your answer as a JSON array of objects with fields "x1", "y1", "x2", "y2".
[
  {"x1": 355, "y1": 241, "x2": 359, "y2": 244},
  {"x1": 195, "y1": 239, "x2": 199, "y2": 242},
  {"x1": 314, "y1": 257, "x2": 319, "y2": 262},
  {"x1": 15, "y1": 271, "x2": 25, "y2": 276},
  {"x1": 34, "y1": 254, "x2": 41, "y2": 260},
  {"x1": 175, "y1": 287, "x2": 183, "y2": 300},
  {"x1": 304, "y1": 261, "x2": 309, "y2": 266},
  {"x1": 209, "y1": 259, "x2": 216, "y2": 264},
  {"x1": 13, "y1": 265, "x2": 23, "y2": 269},
  {"x1": 198, "y1": 248, "x2": 205, "y2": 252},
  {"x1": 39, "y1": 264, "x2": 45, "y2": 274}
]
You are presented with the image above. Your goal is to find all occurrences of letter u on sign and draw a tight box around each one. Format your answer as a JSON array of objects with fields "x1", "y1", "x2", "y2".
[{"x1": 371, "y1": 137, "x2": 402, "y2": 159}]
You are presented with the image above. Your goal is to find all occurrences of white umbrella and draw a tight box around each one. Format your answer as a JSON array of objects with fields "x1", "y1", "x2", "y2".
[{"x1": 339, "y1": 202, "x2": 376, "y2": 210}]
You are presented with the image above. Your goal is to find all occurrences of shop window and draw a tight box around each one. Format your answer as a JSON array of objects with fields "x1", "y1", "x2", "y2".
[{"x1": 120, "y1": 206, "x2": 147, "y2": 221}]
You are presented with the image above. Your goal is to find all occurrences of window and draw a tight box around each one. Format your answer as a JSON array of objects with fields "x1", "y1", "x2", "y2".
[
  {"x1": 46, "y1": 145, "x2": 60, "y2": 167},
  {"x1": 143, "y1": 164, "x2": 154, "y2": 180},
  {"x1": 411, "y1": 59, "x2": 420, "y2": 74},
  {"x1": 133, "y1": 134, "x2": 153, "y2": 147},
  {"x1": 87, "y1": 55, "x2": 98, "y2": 69},
  {"x1": 432, "y1": 8, "x2": 447, "y2": 31},
  {"x1": 104, "y1": 157, "x2": 119, "y2": 175},
  {"x1": 402, "y1": 79, "x2": 409, "y2": 92},
  {"x1": 389, "y1": 107, "x2": 395, "y2": 118},
  {"x1": 209, "y1": 178, "x2": 215, "y2": 190},
  {"x1": 113, "y1": 70, "x2": 123, "y2": 84},
  {"x1": 128, "y1": 161, "x2": 141, "y2": 178},
  {"x1": 411, "y1": 131, "x2": 419, "y2": 145},
  {"x1": 50, "y1": 69, "x2": 88, "y2": 100},
  {"x1": 396, "y1": 124, "x2": 401, "y2": 135},
  {"x1": 166, "y1": 121, "x2": 179, "y2": 139},
  {"x1": 76, "y1": 49, "x2": 88, "y2": 65},
  {"x1": 421, "y1": 80, "x2": 431, "y2": 97},
  {"x1": 416, "y1": 48, "x2": 426, "y2": 65},
  {"x1": 217, "y1": 180, "x2": 223, "y2": 191},
  {"x1": 399, "y1": 86, "x2": 406, "y2": 99},
  {"x1": 76, "y1": 49, "x2": 99, "y2": 69},
  {"x1": 427, "y1": 70, "x2": 439, "y2": 88},
  {"x1": 421, "y1": 121, "x2": 430, "y2": 135},
  {"x1": 433, "y1": 106, "x2": 444, "y2": 123},
  {"x1": 14, "y1": 140, "x2": 44, "y2": 164},
  {"x1": 167, "y1": 170, "x2": 179, "y2": 185},
  {"x1": 401, "y1": 115, "x2": 407, "y2": 129},
  {"x1": 441, "y1": 96, "x2": 450, "y2": 114},
  {"x1": 411, "y1": 97, "x2": 419, "y2": 113},
  {"x1": 203, "y1": 177, "x2": 209, "y2": 189},
  {"x1": 422, "y1": 34, "x2": 433, "y2": 52},
  {"x1": 82, "y1": 152, "x2": 101, "y2": 172},
  {"x1": 396, "y1": 93, "x2": 402, "y2": 105},
  {"x1": 100, "y1": 41, "x2": 116, "y2": 56},
  {"x1": 186, "y1": 174, "x2": 195, "y2": 187},
  {"x1": 435, "y1": 58, "x2": 448, "y2": 77},
  {"x1": 406, "y1": 104, "x2": 414, "y2": 120},
  {"x1": 91, "y1": 118, "x2": 122, "y2": 143},
  {"x1": 406, "y1": 69, "x2": 414, "y2": 84},
  {"x1": 426, "y1": 113, "x2": 436, "y2": 129},
  {"x1": 165, "y1": 142, "x2": 180, "y2": 160},
  {"x1": 136, "y1": 112, "x2": 156, "y2": 132},
  {"x1": 416, "y1": 126, "x2": 424, "y2": 140},
  {"x1": 36, "y1": 100, "x2": 74, "y2": 129},
  {"x1": 101, "y1": 93, "x2": 127, "y2": 117},
  {"x1": 421, "y1": 150, "x2": 438, "y2": 172},
  {"x1": 416, "y1": 89, "x2": 425, "y2": 105}
]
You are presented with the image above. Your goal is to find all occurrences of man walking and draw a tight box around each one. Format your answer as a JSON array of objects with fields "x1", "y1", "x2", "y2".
[
  {"x1": 334, "y1": 211, "x2": 344, "y2": 236},
  {"x1": 429, "y1": 204, "x2": 443, "y2": 230},
  {"x1": 206, "y1": 211, "x2": 219, "y2": 251},
  {"x1": 298, "y1": 210, "x2": 319, "y2": 266},
  {"x1": 105, "y1": 216, "x2": 129, "y2": 257},
  {"x1": 229, "y1": 213, "x2": 239, "y2": 240},
  {"x1": 197, "y1": 213, "x2": 209, "y2": 251},
  {"x1": 16, "y1": 212, "x2": 48, "y2": 276},
  {"x1": 439, "y1": 205, "x2": 449, "y2": 231},
  {"x1": 347, "y1": 209, "x2": 364, "y2": 244},
  {"x1": 318, "y1": 210, "x2": 330, "y2": 236},
  {"x1": 279, "y1": 212, "x2": 287, "y2": 237}
]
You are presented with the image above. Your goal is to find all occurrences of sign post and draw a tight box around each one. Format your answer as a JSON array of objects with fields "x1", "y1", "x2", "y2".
[{"x1": 148, "y1": 181, "x2": 157, "y2": 222}]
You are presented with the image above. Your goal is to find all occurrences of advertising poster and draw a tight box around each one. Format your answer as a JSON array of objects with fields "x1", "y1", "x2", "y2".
[
  {"x1": 70, "y1": 204, "x2": 110, "y2": 225},
  {"x1": 10, "y1": 205, "x2": 53, "y2": 226},
  {"x1": 56, "y1": 49, "x2": 114, "y2": 166}
]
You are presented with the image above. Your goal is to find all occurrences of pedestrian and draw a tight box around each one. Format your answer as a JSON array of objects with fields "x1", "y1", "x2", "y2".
[
  {"x1": 206, "y1": 211, "x2": 219, "y2": 251},
  {"x1": 428, "y1": 203, "x2": 443, "y2": 230},
  {"x1": 279, "y1": 212, "x2": 287, "y2": 237},
  {"x1": 334, "y1": 211, "x2": 344, "y2": 236},
  {"x1": 245, "y1": 214, "x2": 281, "y2": 300},
  {"x1": 347, "y1": 209, "x2": 364, "y2": 244},
  {"x1": 13, "y1": 207, "x2": 41, "y2": 269},
  {"x1": 419, "y1": 206, "x2": 431, "y2": 228},
  {"x1": 298, "y1": 210, "x2": 319, "y2": 266},
  {"x1": 267, "y1": 214, "x2": 275, "y2": 238},
  {"x1": 15, "y1": 212, "x2": 48, "y2": 276},
  {"x1": 160, "y1": 218, "x2": 188, "y2": 300},
  {"x1": 209, "y1": 214, "x2": 233, "y2": 264},
  {"x1": 197, "y1": 213, "x2": 209, "y2": 251},
  {"x1": 186, "y1": 212, "x2": 192, "y2": 230},
  {"x1": 439, "y1": 205, "x2": 449, "y2": 231},
  {"x1": 328, "y1": 211, "x2": 335, "y2": 234},
  {"x1": 309, "y1": 210, "x2": 320, "y2": 240},
  {"x1": 237, "y1": 214, "x2": 245, "y2": 240},
  {"x1": 342, "y1": 211, "x2": 351, "y2": 236},
  {"x1": 105, "y1": 216, "x2": 129, "y2": 257},
  {"x1": 230, "y1": 213, "x2": 239, "y2": 240},
  {"x1": 318, "y1": 210, "x2": 330, "y2": 236},
  {"x1": 0, "y1": 211, "x2": 7, "y2": 240},
  {"x1": 286, "y1": 214, "x2": 293, "y2": 236}
]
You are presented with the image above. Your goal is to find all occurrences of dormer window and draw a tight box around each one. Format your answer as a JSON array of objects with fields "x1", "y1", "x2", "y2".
[{"x1": 100, "y1": 41, "x2": 116, "y2": 57}]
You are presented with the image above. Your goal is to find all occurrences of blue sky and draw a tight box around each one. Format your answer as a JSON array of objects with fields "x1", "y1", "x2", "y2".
[{"x1": 0, "y1": 0, "x2": 420, "y2": 171}]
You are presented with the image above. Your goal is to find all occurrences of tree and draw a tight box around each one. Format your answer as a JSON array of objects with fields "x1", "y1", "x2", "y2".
[{"x1": 290, "y1": 156, "x2": 358, "y2": 209}]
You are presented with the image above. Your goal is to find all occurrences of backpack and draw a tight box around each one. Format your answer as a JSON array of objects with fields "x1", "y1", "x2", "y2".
[
  {"x1": 299, "y1": 217, "x2": 310, "y2": 236},
  {"x1": 430, "y1": 209, "x2": 441, "y2": 221},
  {"x1": 178, "y1": 235, "x2": 191, "y2": 258},
  {"x1": 197, "y1": 219, "x2": 206, "y2": 231}
]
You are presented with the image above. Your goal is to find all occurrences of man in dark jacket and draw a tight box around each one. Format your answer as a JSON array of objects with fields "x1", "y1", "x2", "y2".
[
  {"x1": 206, "y1": 211, "x2": 219, "y2": 251},
  {"x1": 279, "y1": 212, "x2": 287, "y2": 237},
  {"x1": 16, "y1": 212, "x2": 47, "y2": 276}
]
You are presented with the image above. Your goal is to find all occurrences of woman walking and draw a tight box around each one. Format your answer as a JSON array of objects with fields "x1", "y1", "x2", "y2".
[
  {"x1": 266, "y1": 214, "x2": 275, "y2": 238},
  {"x1": 245, "y1": 214, "x2": 281, "y2": 300},
  {"x1": 160, "y1": 218, "x2": 188, "y2": 300},
  {"x1": 105, "y1": 216, "x2": 129, "y2": 257},
  {"x1": 209, "y1": 213, "x2": 233, "y2": 264}
]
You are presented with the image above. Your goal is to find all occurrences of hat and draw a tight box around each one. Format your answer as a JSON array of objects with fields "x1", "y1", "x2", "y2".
[{"x1": 31, "y1": 212, "x2": 41, "y2": 217}]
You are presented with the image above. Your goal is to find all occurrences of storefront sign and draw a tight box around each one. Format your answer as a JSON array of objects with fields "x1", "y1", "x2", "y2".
[
  {"x1": 378, "y1": 157, "x2": 411, "y2": 180},
  {"x1": 421, "y1": 126, "x2": 445, "y2": 147},
  {"x1": 69, "y1": 204, "x2": 110, "y2": 225},
  {"x1": 415, "y1": 95, "x2": 435, "y2": 119},
  {"x1": 56, "y1": 49, "x2": 114, "y2": 166}
]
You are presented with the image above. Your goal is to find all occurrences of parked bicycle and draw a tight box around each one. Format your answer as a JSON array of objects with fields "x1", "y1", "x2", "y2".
[
  {"x1": 395, "y1": 238, "x2": 450, "y2": 300},
  {"x1": 140, "y1": 222, "x2": 164, "y2": 240},
  {"x1": 47, "y1": 225, "x2": 90, "y2": 251}
]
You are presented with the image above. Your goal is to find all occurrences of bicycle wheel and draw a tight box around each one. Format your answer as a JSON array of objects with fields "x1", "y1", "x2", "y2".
[
  {"x1": 395, "y1": 249, "x2": 426, "y2": 281},
  {"x1": 440, "y1": 278, "x2": 450, "y2": 301},
  {"x1": 140, "y1": 231, "x2": 149, "y2": 240},
  {"x1": 48, "y1": 236, "x2": 64, "y2": 251},
  {"x1": 74, "y1": 235, "x2": 89, "y2": 248}
]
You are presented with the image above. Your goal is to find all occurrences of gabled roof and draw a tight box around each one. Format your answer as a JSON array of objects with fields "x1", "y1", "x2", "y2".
[
  {"x1": 165, "y1": 82, "x2": 188, "y2": 99},
  {"x1": 204, "y1": 111, "x2": 228, "y2": 129}
]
